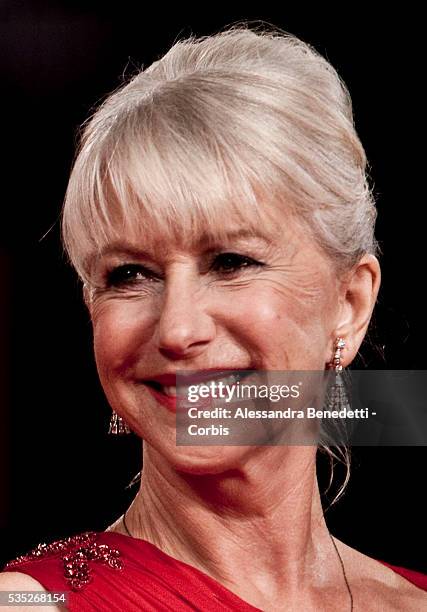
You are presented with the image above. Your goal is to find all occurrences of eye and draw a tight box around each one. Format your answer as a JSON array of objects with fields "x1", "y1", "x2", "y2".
[
  {"x1": 211, "y1": 252, "x2": 264, "y2": 275},
  {"x1": 105, "y1": 264, "x2": 159, "y2": 288}
]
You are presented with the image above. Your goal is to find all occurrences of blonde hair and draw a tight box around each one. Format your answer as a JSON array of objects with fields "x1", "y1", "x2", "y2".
[
  {"x1": 62, "y1": 23, "x2": 377, "y2": 280},
  {"x1": 62, "y1": 23, "x2": 379, "y2": 502}
]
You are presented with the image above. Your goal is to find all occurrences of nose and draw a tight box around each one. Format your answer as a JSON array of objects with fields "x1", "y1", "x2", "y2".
[{"x1": 156, "y1": 268, "x2": 216, "y2": 359}]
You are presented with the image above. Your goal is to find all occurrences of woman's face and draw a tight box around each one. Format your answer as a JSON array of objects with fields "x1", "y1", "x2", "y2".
[{"x1": 88, "y1": 205, "x2": 341, "y2": 473}]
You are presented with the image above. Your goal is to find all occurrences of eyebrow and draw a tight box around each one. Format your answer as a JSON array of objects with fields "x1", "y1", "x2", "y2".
[{"x1": 97, "y1": 231, "x2": 271, "y2": 259}]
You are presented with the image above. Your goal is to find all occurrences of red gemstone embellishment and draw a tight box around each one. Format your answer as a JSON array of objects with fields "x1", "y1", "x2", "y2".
[{"x1": 4, "y1": 532, "x2": 124, "y2": 591}]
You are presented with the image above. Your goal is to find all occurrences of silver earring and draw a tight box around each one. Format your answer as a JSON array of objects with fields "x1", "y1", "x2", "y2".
[
  {"x1": 326, "y1": 337, "x2": 350, "y2": 412},
  {"x1": 108, "y1": 410, "x2": 131, "y2": 435}
]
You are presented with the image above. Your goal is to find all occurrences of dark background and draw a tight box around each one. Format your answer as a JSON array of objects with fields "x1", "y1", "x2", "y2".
[{"x1": 1, "y1": 3, "x2": 426, "y2": 572}]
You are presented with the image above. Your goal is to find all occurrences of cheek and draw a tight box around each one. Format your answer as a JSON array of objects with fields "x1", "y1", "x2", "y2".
[
  {"x1": 91, "y1": 301, "x2": 154, "y2": 376},
  {"x1": 237, "y1": 283, "x2": 333, "y2": 368}
]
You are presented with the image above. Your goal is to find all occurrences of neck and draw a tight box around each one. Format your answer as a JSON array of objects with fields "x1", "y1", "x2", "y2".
[{"x1": 123, "y1": 445, "x2": 344, "y2": 604}]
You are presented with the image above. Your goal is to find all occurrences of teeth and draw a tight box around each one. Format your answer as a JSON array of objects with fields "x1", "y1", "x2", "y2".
[
  {"x1": 160, "y1": 373, "x2": 247, "y2": 397},
  {"x1": 162, "y1": 385, "x2": 194, "y2": 397},
  {"x1": 220, "y1": 374, "x2": 241, "y2": 385}
]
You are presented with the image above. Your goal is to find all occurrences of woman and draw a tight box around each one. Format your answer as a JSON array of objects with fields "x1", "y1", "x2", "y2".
[{"x1": 1, "y1": 23, "x2": 426, "y2": 611}]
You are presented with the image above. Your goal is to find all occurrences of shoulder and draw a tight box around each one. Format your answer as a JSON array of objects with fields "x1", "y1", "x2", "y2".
[
  {"x1": 334, "y1": 537, "x2": 427, "y2": 609},
  {"x1": 1, "y1": 530, "x2": 178, "y2": 611},
  {"x1": 379, "y1": 560, "x2": 427, "y2": 592},
  {"x1": 0, "y1": 572, "x2": 63, "y2": 611},
  {"x1": 0, "y1": 570, "x2": 47, "y2": 588},
  {"x1": 1, "y1": 531, "x2": 124, "y2": 597}
]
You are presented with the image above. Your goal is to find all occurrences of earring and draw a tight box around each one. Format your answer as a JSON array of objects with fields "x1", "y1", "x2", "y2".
[
  {"x1": 108, "y1": 410, "x2": 131, "y2": 435},
  {"x1": 326, "y1": 337, "x2": 350, "y2": 412}
]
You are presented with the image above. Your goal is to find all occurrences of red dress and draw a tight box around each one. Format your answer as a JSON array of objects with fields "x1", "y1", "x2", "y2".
[{"x1": 2, "y1": 531, "x2": 426, "y2": 611}]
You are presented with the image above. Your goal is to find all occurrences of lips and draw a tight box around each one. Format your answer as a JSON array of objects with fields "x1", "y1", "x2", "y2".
[
  {"x1": 143, "y1": 379, "x2": 218, "y2": 413},
  {"x1": 144, "y1": 368, "x2": 252, "y2": 387},
  {"x1": 142, "y1": 367, "x2": 255, "y2": 413}
]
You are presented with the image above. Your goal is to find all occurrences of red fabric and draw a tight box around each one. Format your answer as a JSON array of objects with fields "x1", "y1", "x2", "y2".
[{"x1": 2, "y1": 531, "x2": 426, "y2": 611}]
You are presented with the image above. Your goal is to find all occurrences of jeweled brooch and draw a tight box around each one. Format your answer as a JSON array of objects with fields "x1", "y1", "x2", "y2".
[{"x1": 4, "y1": 531, "x2": 123, "y2": 591}]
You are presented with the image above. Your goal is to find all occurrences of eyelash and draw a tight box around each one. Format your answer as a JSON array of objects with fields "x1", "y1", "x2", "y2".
[
  {"x1": 212, "y1": 252, "x2": 264, "y2": 274},
  {"x1": 105, "y1": 253, "x2": 264, "y2": 288},
  {"x1": 105, "y1": 264, "x2": 157, "y2": 288}
]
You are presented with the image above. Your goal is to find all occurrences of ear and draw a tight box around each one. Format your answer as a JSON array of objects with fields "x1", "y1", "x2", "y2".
[{"x1": 333, "y1": 254, "x2": 381, "y2": 366}]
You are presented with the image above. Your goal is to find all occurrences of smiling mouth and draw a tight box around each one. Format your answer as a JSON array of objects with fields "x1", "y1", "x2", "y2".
[
  {"x1": 144, "y1": 380, "x2": 184, "y2": 398},
  {"x1": 144, "y1": 370, "x2": 255, "y2": 398}
]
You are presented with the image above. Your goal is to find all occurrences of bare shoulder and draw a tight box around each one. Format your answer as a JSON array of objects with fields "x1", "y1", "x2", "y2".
[
  {"x1": 0, "y1": 571, "x2": 46, "y2": 588},
  {"x1": 0, "y1": 572, "x2": 63, "y2": 611},
  {"x1": 335, "y1": 538, "x2": 427, "y2": 611}
]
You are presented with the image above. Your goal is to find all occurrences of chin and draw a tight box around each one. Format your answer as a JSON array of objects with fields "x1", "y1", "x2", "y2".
[{"x1": 161, "y1": 443, "x2": 250, "y2": 476}]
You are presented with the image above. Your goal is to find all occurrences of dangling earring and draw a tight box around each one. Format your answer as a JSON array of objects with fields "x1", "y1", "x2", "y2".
[
  {"x1": 108, "y1": 410, "x2": 131, "y2": 435},
  {"x1": 326, "y1": 337, "x2": 351, "y2": 412}
]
